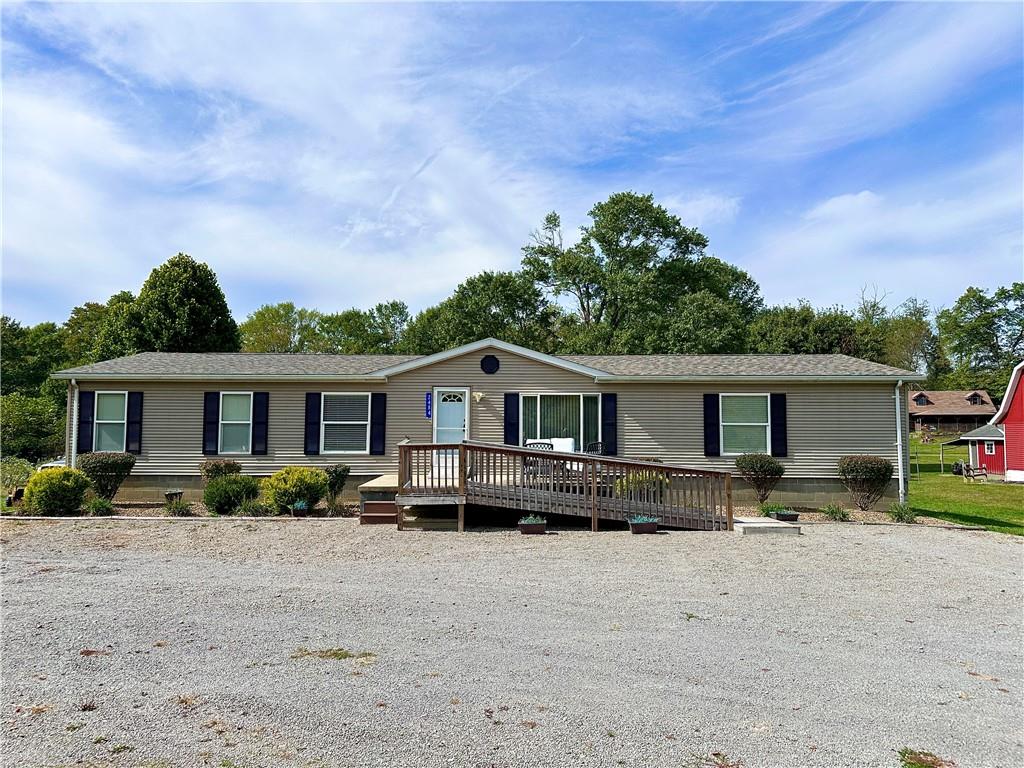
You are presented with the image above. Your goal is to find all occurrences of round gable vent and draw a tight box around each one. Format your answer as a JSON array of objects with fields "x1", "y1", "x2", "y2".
[{"x1": 480, "y1": 354, "x2": 500, "y2": 374}]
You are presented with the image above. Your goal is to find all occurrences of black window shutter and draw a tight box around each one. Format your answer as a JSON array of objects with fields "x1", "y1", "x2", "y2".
[
  {"x1": 203, "y1": 393, "x2": 220, "y2": 455},
  {"x1": 770, "y1": 393, "x2": 788, "y2": 457},
  {"x1": 601, "y1": 393, "x2": 617, "y2": 455},
  {"x1": 126, "y1": 392, "x2": 144, "y2": 455},
  {"x1": 77, "y1": 390, "x2": 95, "y2": 455},
  {"x1": 369, "y1": 393, "x2": 387, "y2": 455},
  {"x1": 503, "y1": 393, "x2": 519, "y2": 445},
  {"x1": 252, "y1": 392, "x2": 269, "y2": 456},
  {"x1": 703, "y1": 394, "x2": 720, "y2": 457},
  {"x1": 304, "y1": 393, "x2": 321, "y2": 455}
]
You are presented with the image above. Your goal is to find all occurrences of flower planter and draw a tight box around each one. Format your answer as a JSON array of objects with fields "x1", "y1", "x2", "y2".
[
  {"x1": 628, "y1": 521, "x2": 658, "y2": 534},
  {"x1": 518, "y1": 522, "x2": 547, "y2": 535},
  {"x1": 164, "y1": 489, "x2": 184, "y2": 504},
  {"x1": 770, "y1": 510, "x2": 799, "y2": 523}
]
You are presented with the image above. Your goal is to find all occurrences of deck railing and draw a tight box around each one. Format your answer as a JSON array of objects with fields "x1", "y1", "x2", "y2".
[{"x1": 396, "y1": 439, "x2": 733, "y2": 532}]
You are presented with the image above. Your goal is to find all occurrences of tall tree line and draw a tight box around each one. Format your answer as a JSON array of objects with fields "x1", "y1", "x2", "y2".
[{"x1": 2, "y1": 192, "x2": 1021, "y2": 461}]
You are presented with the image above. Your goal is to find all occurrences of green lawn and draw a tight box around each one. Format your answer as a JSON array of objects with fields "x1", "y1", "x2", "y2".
[{"x1": 908, "y1": 436, "x2": 1024, "y2": 536}]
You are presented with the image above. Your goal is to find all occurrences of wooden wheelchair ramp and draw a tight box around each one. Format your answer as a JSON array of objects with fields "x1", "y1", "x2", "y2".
[{"x1": 395, "y1": 440, "x2": 733, "y2": 532}]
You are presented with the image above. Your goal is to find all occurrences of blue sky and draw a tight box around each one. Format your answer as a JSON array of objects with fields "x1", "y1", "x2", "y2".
[{"x1": 2, "y1": 2, "x2": 1022, "y2": 326}]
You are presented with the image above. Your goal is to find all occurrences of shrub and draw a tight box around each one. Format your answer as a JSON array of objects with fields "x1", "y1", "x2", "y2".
[
  {"x1": 759, "y1": 502, "x2": 790, "y2": 517},
  {"x1": 519, "y1": 514, "x2": 545, "y2": 524},
  {"x1": 203, "y1": 475, "x2": 260, "y2": 516},
  {"x1": 324, "y1": 464, "x2": 351, "y2": 513},
  {"x1": 83, "y1": 497, "x2": 115, "y2": 516},
  {"x1": 820, "y1": 502, "x2": 850, "y2": 522},
  {"x1": 76, "y1": 452, "x2": 136, "y2": 500},
  {"x1": 235, "y1": 497, "x2": 275, "y2": 517},
  {"x1": 615, "y1": 469, "x2": 669, "y2": 497},
  {"x1": 627, "y1": 514, "x2": 659, "y2": 524},
  {"x1": 24, "y1": 468, "x2": 90, "y2": 516},
  {"x1": 262, "y1": 466, "x2": 328, "y2": 513},
  {"x1": 889, "y1": 501, "x2": 917, "y2": 524},
  {"x1": 1, "y1": 457, "x2": 34, "y2": 495},
  {"x1": 734, "y1": 453, "x2": 785, "y2": 504},
  {"x1": 164, "y1": 498, "x2": 194, "y2": 517},
  {"x1": 199, "y1": 459, "x2": 242, "y2": 482},
  {"x1": 837, "y1": 455, "x2": 894, "y2": 510}
]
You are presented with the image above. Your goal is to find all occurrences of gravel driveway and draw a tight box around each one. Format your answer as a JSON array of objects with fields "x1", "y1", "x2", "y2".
[{"x1": 2, "y1": 519, "x2": 1021, "y2": 768}]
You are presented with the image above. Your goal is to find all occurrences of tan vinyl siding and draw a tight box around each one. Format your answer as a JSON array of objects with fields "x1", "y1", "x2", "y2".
[
  {"x1": 72, "y1": 345, "x2": 901, "y2": 479},
  {"x1": 615, "y1": 382, "x2": 899, "y2": 478}
]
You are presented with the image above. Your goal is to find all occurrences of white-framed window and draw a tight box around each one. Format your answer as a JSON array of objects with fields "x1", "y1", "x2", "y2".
[
  {"x1": 720, "y1": 393, "x2": 770, "y2": 455},
  {"x1": 520, "y1": 393, "x2": 600, "y2": 452},
  {"x1": 219, "y1": 392, "x2": 253, "y2": 454},
  {"x1": 984, "y1": 441, "x2": 996, "y2": 455},
  {"x1": 321, "y1": 393, "x2": 371, "y2": 454},
  {"x1": 94, "y1": 391, "x2": 127, "y2": 452}
]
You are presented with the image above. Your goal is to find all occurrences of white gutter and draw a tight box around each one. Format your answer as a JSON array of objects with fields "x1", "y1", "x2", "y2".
[
  {"x1": 69, "y1": 378, "x2": 79, "y2": 468},
  {"x1": 894, "y1": 379, "x2": 906, "y2": 503}
]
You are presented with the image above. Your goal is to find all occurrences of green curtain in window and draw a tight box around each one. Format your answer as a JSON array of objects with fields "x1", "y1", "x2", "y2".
[
  {"x1": 582, "y1": 395, "x2": 599, "y2": 448},
  {"x1": 539, "y1": 394, "x2": 580, "y2": 448},
  {"x1": 522, "y1": 396, "x2": 538, "y2": 441}
]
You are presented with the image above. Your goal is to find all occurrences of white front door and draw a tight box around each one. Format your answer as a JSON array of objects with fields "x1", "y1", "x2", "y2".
[{"x1": 433, "y1": 388, "x2": 469, "y2": 445}]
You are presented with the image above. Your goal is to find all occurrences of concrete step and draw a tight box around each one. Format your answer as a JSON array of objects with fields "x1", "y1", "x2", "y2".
[{"x1": 733, "y1": 516, "x2": 801, "y2": 535}]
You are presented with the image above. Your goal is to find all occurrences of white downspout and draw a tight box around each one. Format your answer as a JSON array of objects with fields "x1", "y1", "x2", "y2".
[
  {"x1": 894, "y1": 379, "x2": 906, "y2": 503},
  {"x1": 70, "y1": 379, "x2": 79, "y2": 468}
]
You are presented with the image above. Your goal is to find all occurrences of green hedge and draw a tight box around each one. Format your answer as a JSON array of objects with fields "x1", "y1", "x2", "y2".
[
  {"x1": 24, "y1": 468, "x2": 91, "y2": 516},
  {"x1": 77, "y1": 452, "x2": 136, "y2": 500},
  {"x1": 203, "y1": 475, "x2": 261, "y2": 515},
  {"x1": 837, "y1": 455, "x2": 894, "y2": 510},
  {"x1": 263, "y1": 466, "x2": 329, "y2": 513},
  {"x1": 734, "y1": 453, "x2": 785, "y2": 504}
]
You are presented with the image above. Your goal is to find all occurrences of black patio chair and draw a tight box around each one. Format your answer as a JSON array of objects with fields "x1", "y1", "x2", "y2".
[{"x1": 584, "y1": 441, "x2": 604, "y2": 455}]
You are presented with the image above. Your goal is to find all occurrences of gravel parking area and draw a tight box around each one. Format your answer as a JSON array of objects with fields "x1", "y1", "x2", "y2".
[{"x1": 2, "y1": 520, "x2": 1021, "y2": 768}]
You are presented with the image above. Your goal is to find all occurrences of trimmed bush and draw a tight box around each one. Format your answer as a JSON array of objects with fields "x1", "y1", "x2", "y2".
[
  {"x1": 164, "y1": 499, "x2": 194, "y2": 517},
  {"x1": 77, "y1": 452, "x2": 136, "y2": 501},
  {"x1": 734, "y1": 453, "x2": 785, "y2": 504},
  {"x1": 837, "y1": 455, "x2": 894, "y2": 511},
  {"x1": 24, "y1": 468, "x2": 90, "y2": 516},
  {"x1": 203, "y1": 474, "x2": 260, "y2": 516},
  {"x1": 324, "y1": 464, "x2": 351, "y2": 514},
  {"x1": 820, "y1": 502, "x2": 850, "y2": 522},
  {"x1": 888, "y1": 501, "x2": 917, "y2": 524},
  {"x1": 1, "y1": 456, "x2": 34, "y2": 496},
  {"x1": 83, "y1": 497, "x2": 115, "y2": 516},
  {"x1": 199, "y1": 459, "x2": 242, "y2": 482},
  {"x1": 262, "y1": 466, "x2": 329, "y2": 513}
]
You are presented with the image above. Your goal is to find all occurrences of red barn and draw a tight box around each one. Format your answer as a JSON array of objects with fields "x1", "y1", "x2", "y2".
[{"x1": 991, "y1": 360, "x2": 1024, "y2": 483}]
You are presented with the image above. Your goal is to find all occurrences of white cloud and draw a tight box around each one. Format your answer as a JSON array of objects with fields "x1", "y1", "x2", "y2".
[
  {"x1": 663, "y1": 193, "x2": 741, "y2": 229},
  {"x1": 743, "y1": 149, "x2": 1024, "y2": 310}
]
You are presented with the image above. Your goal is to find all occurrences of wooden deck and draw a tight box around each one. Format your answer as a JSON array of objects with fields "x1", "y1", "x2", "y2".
[{"x1": 396, "y1": 440, "x2": 733, "y2": 532}]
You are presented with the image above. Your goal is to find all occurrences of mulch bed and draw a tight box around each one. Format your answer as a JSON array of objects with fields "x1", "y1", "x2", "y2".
[{"x1": 734, "y1": 505, "x2": 976, "y2": 529}]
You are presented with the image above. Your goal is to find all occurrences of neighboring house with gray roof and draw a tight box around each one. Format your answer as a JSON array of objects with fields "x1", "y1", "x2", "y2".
[{"x1": 52, "y1": 338, "x2": 916, "y2": 507}]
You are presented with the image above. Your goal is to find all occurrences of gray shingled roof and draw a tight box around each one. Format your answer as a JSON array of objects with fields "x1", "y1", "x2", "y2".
[
  {"x1": 942, "y1": 424, "x2": 1004, "y2": 444},
  {"x1": 54, "y1": 349, "x2": 917, "y2": 380},
  {"x1": 54, "y1": 352, "x2": 420, "y2": 377},
  {"x1": 562, "y1": 353, "x2": 916, "y2": 378}
]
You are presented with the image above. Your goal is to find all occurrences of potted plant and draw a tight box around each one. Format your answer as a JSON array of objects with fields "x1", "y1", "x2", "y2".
[
  {"x1": 627, "y1": 513, "x2": 659, "y2": 534},
  {"x1": 518, "y1": 514, "x2": 546, "y2": 534},
  {"x1": 759, "y1": 502, "x2": 799, "y2": 522}
]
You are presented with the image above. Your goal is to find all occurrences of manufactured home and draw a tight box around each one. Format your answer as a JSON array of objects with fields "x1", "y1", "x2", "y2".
[{"x1": 53, "y1": 339, "x2": 915, "y2": 516}]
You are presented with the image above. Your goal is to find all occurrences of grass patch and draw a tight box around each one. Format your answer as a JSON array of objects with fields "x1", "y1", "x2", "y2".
[
  {"x1": 908, "y1": 438, "x2": 1023, "y2": 535},
  {"x1": 290, "y1": 647, "x2": 376, "y2": 661},
  {"x1": 898, "y1": 747, "x2": 956, "y2": 768}
]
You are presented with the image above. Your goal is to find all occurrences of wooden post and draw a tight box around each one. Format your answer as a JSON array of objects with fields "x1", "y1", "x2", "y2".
[
  {"x1": 589, "y1": 460, "x2": 599, "y2": 532},
  {"x1": 724, "y1": 473, "x2": 734, "y2": 532},
  {"x1": 458, "y1": 443, "x2": 467, "y2": 533}
]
